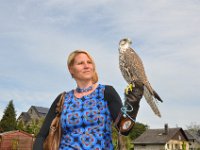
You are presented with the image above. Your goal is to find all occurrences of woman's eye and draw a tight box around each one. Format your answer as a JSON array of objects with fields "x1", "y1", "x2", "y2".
[
  {"x1": 76, "y1": 61, "x2": 92, "y2": 65},
  {"x1": 77, "y1": 62, "x2": 83, "y2": 65}
]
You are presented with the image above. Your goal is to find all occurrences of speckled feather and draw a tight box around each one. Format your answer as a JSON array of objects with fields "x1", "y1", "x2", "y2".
[{"x1": 119, "y1": 40, "x2": 162, "y2": 117}]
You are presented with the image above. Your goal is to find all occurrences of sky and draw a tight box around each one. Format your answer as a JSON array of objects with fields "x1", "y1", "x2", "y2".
[{"x1": 0, "y1": 0, "x2": 200, "y2": 129}]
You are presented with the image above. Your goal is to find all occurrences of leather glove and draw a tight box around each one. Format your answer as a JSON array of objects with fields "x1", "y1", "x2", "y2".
[
  {"x1": 114, "y1": 81, "x2": 144, "y2": 135},
  {"x1": 124, "y1": 81, "x2": 144, "y2": 118}
]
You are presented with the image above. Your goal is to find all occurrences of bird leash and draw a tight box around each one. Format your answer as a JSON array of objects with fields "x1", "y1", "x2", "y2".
[{"x1": 121, "y1": 101, "x2": 136, "y2": 123}]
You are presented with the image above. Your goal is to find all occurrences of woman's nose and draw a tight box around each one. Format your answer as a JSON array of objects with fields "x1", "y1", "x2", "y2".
[{"x1": 83, "y1": 62, "x2": 89, "y2": 68}]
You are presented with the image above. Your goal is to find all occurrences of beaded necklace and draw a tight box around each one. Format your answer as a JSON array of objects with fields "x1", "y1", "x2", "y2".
[{"x1": 76, "y1": 85, "x2": 93, "y2": 93}]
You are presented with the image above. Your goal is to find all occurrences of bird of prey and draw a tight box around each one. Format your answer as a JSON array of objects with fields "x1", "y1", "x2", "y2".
[{"x1": 118, "y1": 38, "x2": 163, "y2": 117}]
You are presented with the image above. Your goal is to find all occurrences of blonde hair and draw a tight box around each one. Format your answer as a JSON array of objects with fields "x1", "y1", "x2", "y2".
[{"x1": 67, "y1": 50, "x2": 98, "y2": 83}]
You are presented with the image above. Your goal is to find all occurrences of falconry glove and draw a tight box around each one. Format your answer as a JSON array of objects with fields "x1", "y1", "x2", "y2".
[{"x1": 115, "y1": 81, "x2": 144, "y2": 136}]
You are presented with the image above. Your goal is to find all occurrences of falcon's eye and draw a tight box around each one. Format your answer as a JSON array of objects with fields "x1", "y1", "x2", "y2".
[{"x1": 121, "y1": 41, "x2": 126, "y2": 45}]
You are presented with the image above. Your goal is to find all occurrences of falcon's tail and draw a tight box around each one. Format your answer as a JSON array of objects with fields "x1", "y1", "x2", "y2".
[
  {"x1": 143, "y1": 86, "x2": 162, "y2": 117},
  {"x1": 153, "y1": 90, "x2": 163, "y2": 102}
]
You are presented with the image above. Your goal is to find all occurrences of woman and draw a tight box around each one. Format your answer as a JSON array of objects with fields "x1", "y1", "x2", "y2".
[{"x1": 33, "y1": 50, "x2": 143, "y2": 150}]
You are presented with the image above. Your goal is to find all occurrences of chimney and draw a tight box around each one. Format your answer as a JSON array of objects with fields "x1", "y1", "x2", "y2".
[{"x1": 164, "y1": 123, "x2": 169, "y2": 135}]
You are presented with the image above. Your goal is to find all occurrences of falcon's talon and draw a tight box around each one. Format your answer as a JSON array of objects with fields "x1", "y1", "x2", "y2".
[{"x1": 125, "y1": 83, "x2": 134, "y2": 94}]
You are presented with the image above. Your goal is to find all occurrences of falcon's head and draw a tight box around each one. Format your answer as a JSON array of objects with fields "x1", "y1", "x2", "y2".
[{"x1": 119, "y1": 38, "x2": 132, "y2": 50}]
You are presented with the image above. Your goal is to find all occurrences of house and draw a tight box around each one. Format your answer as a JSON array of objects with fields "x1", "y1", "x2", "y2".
[
  {"x1": 17, "y1": 106, "x2": 49, "y2": 125},
  {"x1": 0, "y1": 130, "x2": 34, "y2": 150},
  {"x1": 133, "y1": 124, "x2": 189, "y2": 150},
  {"x1": 184, "y1": 130, "x2": 200, "y2": 150}
]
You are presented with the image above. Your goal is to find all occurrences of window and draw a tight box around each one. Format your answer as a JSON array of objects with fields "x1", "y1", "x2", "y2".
[
  {"x1": 178, "y1": 135, "x2": 181, "y2": 140},
  {"x1": 167, "y1": 144, "x2": 169, "y2": 149},
  {"x1": 174, "y1": 144, "x2": 179, "y2": 149}
]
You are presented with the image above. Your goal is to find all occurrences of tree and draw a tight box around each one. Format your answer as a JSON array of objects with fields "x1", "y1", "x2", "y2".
[
  {"x1": 16, "y1": 120, "x2": 25, "y2": 131},
  {"x1": 186, "y1": 122, "x2": 200, "y2": 135},
  {"x1": 128, "y1": 122, "x2": 148, "y2": 140},
  {"x1": 0, "y1": 100, "x2": 17, "y2": 132},
  {"x1": 22, "y1": 117, "x2": 45, "y2": 136}
]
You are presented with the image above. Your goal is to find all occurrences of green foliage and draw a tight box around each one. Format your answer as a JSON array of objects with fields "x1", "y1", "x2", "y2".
[
  {"x1": 26, "y1": 119, "x2": 39, "y2": 135},
  {"x1": 112, "y1": 124, "x2": 119, "y2": 149},
  {"x1": 120, "y1": 136, "x2": 133, "y2": 149},
  {"x1": 18, "y1": 117, "x2": 45, "y2": 136},
  {"x1": 128, "y1": 122, "x2": 148, "y2": 140},
  {"x1": 16, "y1": 120, "x2": 25, "y2": 131},
  {"x1": 0, "y1": 100, "x2": 17, "y2": 132},
  {"x1": 112, "y1": 122, "x2": 147, "y2": 149},
  {"x1": 182, "y1": 141, "x2": 186, "y2": 150}
]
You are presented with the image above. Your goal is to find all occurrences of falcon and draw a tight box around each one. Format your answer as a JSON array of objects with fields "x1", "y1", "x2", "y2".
[{"x1": 119, "y1": 38, "x2": 163, "y2": 117}]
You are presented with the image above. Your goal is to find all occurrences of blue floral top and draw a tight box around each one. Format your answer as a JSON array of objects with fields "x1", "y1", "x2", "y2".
[{"x1": 59, "y1": 84, "x2": 114, "y2": 150}]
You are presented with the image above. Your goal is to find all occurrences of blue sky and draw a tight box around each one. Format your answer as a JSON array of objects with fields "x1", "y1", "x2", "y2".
[{"x1": 0, "y1": 0, "x2": 200, "y2": 129}]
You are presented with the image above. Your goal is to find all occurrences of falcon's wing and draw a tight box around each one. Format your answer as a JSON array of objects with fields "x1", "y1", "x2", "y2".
[
  {"x1": 123, "y1": 48, "x2": 162, "y2": 117},
  {"x1": 122, "y1": 48, "x2": 148, "y2": 83}
]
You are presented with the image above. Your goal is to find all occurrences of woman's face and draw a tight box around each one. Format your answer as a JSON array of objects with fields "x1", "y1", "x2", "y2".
[{"x1": 69, "y1": 53, "x2": 95, "y2": 82}]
